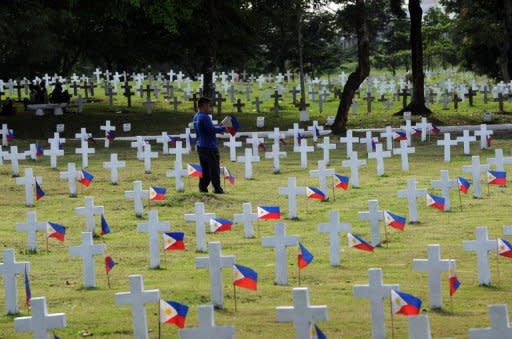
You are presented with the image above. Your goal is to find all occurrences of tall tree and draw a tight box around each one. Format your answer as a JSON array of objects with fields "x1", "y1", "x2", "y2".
[
  {"x1": 332, "y1": 0, "x2": 370, "y2": 134},
  {"x1": 399, "y1": 0, "x2": 431, "y2": 116}
]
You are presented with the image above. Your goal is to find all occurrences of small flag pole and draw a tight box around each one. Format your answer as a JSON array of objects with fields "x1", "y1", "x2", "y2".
[
  {"x1": 233, "y1": 282, "x2": 238, "y2": 312},
  {"x1": 496, "y1": 247, "x2": 501, "y2": 287},
  {"x1": 106, "y1": 267, "x2": 111, "y2": 289},
  {"x1": 389, "y1": 291, "x2": 395, "y2": 339},
  {"x1": 384, "y1": 223, "x2": 389, "y2": 248},
  {"x1": 158, "y1": 301, "x2": 161, "y2": 339},
  {"x1": 487, "y1": 181, "x2": 490, "y2": 196},
  {"x1": 458, "y1": 189, "x2": 463, "y2": 212},
  {"x1": 331, "y1": 176, "x2": 336, "y2": 201},
  {"x1": 148, "y1": 184, "x2": 151, "y2": 209},
  {"x1": 298, "y1": 265, "x2": 301, "y2": 287},
  {"x1": 46, "y1": 236, "x2": 49, "y2": 255}
]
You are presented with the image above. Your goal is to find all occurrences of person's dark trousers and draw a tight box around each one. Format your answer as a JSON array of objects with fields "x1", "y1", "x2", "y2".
[{"x1": 197, "y1": 146, "x2": 222, "y2": 192}]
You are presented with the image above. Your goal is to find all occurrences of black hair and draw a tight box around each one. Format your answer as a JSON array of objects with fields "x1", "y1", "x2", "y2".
[{"x1": 198, "y1": 96, "x2": 211, "y2": 107}]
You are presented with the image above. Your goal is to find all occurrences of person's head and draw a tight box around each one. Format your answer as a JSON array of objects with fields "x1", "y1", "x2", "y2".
[{"x1": 198, "y1": 96, "x2": 211, "y2": 113}]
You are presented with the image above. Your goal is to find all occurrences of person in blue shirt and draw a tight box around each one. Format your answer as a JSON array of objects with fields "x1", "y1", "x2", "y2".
[{"x1": 193, "y1": 96, "x2": 226, "y2": 193}]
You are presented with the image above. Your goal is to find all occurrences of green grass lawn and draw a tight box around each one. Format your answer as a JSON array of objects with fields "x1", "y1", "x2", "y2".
[{"x1": 0, "y1": 130, "x2": 511, "y2": 338}]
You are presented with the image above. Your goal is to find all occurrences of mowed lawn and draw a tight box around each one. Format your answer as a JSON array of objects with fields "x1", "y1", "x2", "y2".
[{"x1": 0, "y1": 129, "x2": 511, "y2": 338}]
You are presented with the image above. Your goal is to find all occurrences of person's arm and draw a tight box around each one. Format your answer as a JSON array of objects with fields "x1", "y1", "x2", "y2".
[{"x1": 200, "y1": 114, "x2": 226, "y2": 134}]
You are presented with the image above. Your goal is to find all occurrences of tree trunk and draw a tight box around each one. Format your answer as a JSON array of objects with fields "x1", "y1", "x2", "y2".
[
  {"x1": 397, "y1": 0, "x2": 431, "y2": 116},
  {"x1": 332, "y1": 0, "x2": 369, "y2": 134},
  {"x1": 297, "y1": 1, "x2": 307, "y2": 111},
  {"x1": 202, "y1": 0, "x2": 217, "y2": 99},
  {"x1": 501, "y1": 0, "x2": 512, "y2": 82}
]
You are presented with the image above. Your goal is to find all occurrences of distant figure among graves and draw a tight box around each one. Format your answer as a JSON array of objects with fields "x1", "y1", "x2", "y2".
[
  {"x1": 193, "y1": 96, "x2": 226, "y2": 194},
  {"x1": 49, "y1": 82, "x2": 71, "y2": 104}
]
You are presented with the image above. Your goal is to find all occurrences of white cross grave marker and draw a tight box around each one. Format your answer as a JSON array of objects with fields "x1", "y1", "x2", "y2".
[
  {"x1": 100, "y1": 120, "x2": 116, "y2": 148},
  {"x1": 353, "y1": 268, "x2": 399, "y2": 339},
  {"x1": 469, "y1": 304, "x2": 512, "y2": 338},
  {"x1": 408, "y1": 315, "x2": 432, "y2": 339},
  {"x1": 360, "y1": 131, "x2": 379, "y2": 154},
  {"x1": 397, "y1": 179, "x2": 427, "y2": 223},
  {"x1": 246, "y1": 132, "x2": 264, "y2": 156},
  {"x1": 233, "y1": 202, "x2": 258, "y2": 238},
  {"x1": 4, "y1": 146, "x2": 26, "y2": 176},
  {"x1": 393, "y1": 140, "x2": 415, "y2": 172},
  {"x1": 179, "y1": 304, "x2": 235, "y2": 339},
  {"x1": 278, "y1": 177, "x2": 307, "y2": 219},
  {"x1": 74, "y1": 138, "x2": 95, "y2": 168},
  {"x1": 316, "y1": 136, "x2": 336, "y2": 165},
  {"x1": 142, "y1": 143, "x2": 158, "y2": 174},
  {"x1": 457, "y1": 130, "x2": 476, "y2": 155},
  {"x1": 342, "y1": 151, "x2": 366, "y2": 188},
  {"x1": 358, "y1": 200, "x2": 384, "y2": 247},
  {"x1": 431, "y1": 170, "x2": 457, "y2": 211},
  {"x1": 380, "y1": 126, "x2": 394, "y2": 151},
  {"x1": 184, "y1": 202, "x2": 216, "y2": 252},
  {"x1": 463, "y1": 156, "x2": 489, "y2": 198},
  {"x1": 463, "y1": 226, "x2": 497, "y2": 285},
  {"x1": 223, "y1": 134, "x2": 242, "y2": 162},
  {"x1": 103, "y1": 153, "x2": 126, "y2": 185},
  {"x1": 294, "y1": 139, "x2": 314, "y2": 169},
  {"x1": 237, "y1": 148, "x2": 260, "y2": 179},
  {"x1": 262, "y1": 223, "x2": 299, "y2": 285},
  {"x1": 131, "y1": 136, "x2": 146, "y2": 160},
  {"x1": 69, "y1": 232, "x2": 105, "y2": 288},
  {"x1": 265, "y1": 142, "x2": 287, "y2": 174},
  {"x1": 309, "y1": 160, "x2": 335, "y2": 197},
  {"x1": 339, "y1": 130, "x2": 360, "y2": 157},
  {"x1": 125, "y1": 181, "x2": 150, "y2": 217},
  {"x1": 487, "y1": 148, "x2": 512, "y2": 171},
  {"x1": 276, "y1": 288, "x2": 328, "y2": 339},
  {"x1": 137, "y1": 210, "x2": 171, "y2": 269},
  {"x1": 436, "y1": 133, "x2": 458, "y2": 162},
  {"x1": 115, "y1": 274, "x2": 160, "y2": 339},
  {"x1": 400, "y1": 120, "x2": 414, "y2": 146},
  {"x1": 368, "y1": 144, "x2": 391, "y2": 177},
  {"x1": 16, "y1": 168, "x2": 42, "y2": 207},
  {"x1": 75, "y1": 196, "x2": 104, "y2": 233},
  {"x1": 318, "y1": 211, "x2": 352, "y2": 266},
  {"x1": 195, "y1": 242, "x2": 236, "y2": 309},
  {"x1": 474, "y1": 124, "x2": 493, "y2": 150},
  {"x1": 167, "y1": 160, "x2": 188, "y2": 192},
  {"x1": 16, "y1": 211, "x2": 46, "y2": 252},
  {"x1": 59, "y1": 162, "x2": 80, "y2": 197},
  {"x1": 169, "y1": 141, "x2": 189, "y2": 170},
  {"x1": 0, "y1": 249, "x2": 30, "y2": 314},
  {"x1": 412, "y1": 244, "x2": 452, "y2": 308},
  {"x1": 14, "y1": 296, "x2": 66, "y2": 338}
]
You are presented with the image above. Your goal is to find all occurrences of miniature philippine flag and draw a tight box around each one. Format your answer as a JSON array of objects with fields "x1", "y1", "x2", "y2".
[
  {"x1": 149, "y1": 186, "x2": 166, "y2": 201},
  {"x1": 101, "y1": 215, "x2": 111, "y2": 236},
  {"x1": 36, "y1": 144, "x2": 44, "y2": 157},
  {"x1": 187, "y1": 163, "x2": 203, "y2": 177},
  {"x1": 258, "y1": 143, "x2": 266, "y2": 152},
  {"x1": 222, "y1": 115, "x2": 240, "y2": 136},
  {"x1": 105, "y1": 256, "x2": 116, "y2": 273},
  {"x1": 160, "y1": 300, "x2": 189, "y2": 328},
  {"x1": 46, "y1": 222, "x2": 66, "y2": 242},
  {"x1": 448, "y1": 262, "x2": 461, "y2": 296},
  {"x1": 457, "y1": 176, "x2": 471, "y2": 194},
  {"x1": 223, "y1": 167, "x2": 235, "y2": 185},
  {"x1": 257, "y1": 206, "x2": 281, "y2": 220},
  {"x1": 497, "y1": 238, "x2": 512, "y2": 258},
  {"x1": 384, "y1": 210, "x2": 406, "y2": 231},
  {"x1": 412, "y1": 128, "x2": 422, "y2": 137},
  {"x1": 106, "y1": 130, "x2": 115, "y2": 142},
  {"x1": 233, "y1": 264, "x2": 258, "y2": 290},
  {"x1": 334, "y1": 174, "x2": 349, "y2": 190},
  {"x1": 306, "y1": 186, "x2": 327, "y2": 201},
  {"x1": 6, "y1": 129, "x2": 15, "y2": 141},
  {"x1": 79, "y1": 169, "x2": 94, "y2": 187},
  {"x1": 168, "y1": 135, "x2": 177, "y2": 145},
  {"x1": 210, "y1": 218, "x2": 232, "y2": 233},
  {"x1": 487, "y1": 135, "x2": 492, "y2": 147},
  {"x1": 391, "y1": 289, "x2": 422, "y2": 316},
  {"x1": 24, "y1": 265, "x2": 31, "y2": 306},
  {"x1": 298, "y1": 133, "x2": 304, "y2": 146},
  {"x1": 426, "y1": 193, "x2": 445, "y2": 211},
  {"x1": 347, "y1": 233, "x2": 374, "y2": 252},
  {"x1": 431, "y1": 124, "x2": 441, "y2": 134},
  {"x1": 298, "y1": 242, "x2": 314, "y2": 269},
  {"x1": 310, "y1": 324, "x2": 327, "y2": 339},
  {"x1": 163, "y1": 232, "x2": 185, "y2": 250},
  {"x1": 393, "y1": 131, "x2": 407, "y2": 141},
  {"x1": 35, "y1": 180, "x2": 45, "y2": 200},
  {"x1": 487, "y1": 171, "x2": 506, "y2": 185}
]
